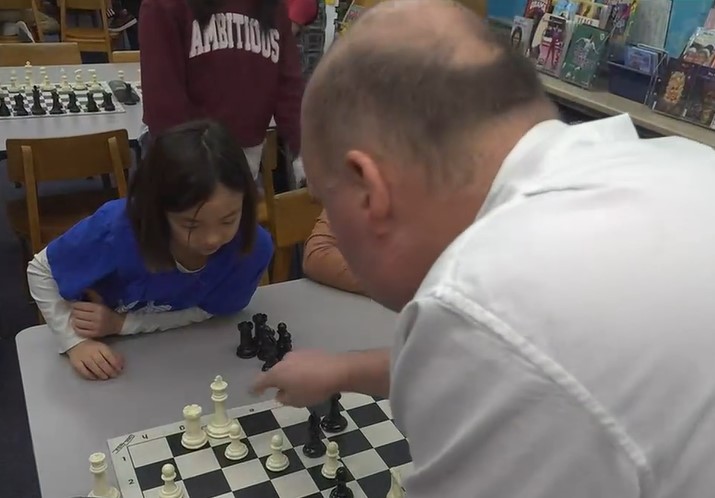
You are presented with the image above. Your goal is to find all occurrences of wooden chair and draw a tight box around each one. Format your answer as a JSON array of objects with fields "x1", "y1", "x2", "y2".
[
  {"x1": 270, "y1": 188, "x2": 323, "y2": 283},
  {"x1": 257, "y1": 130, "x2": 278, "y2": 235},
  {"x1": 0, "y1": 42, "x2": 81, "y2": 66},
  {"x1": 0, "y1": 0, "x2": 44, "y2": 43},
  {"x1": 111, "y1": 49, "x2": 139, "y2": 63},
  {"x1": 5, "y1": 130, "x2": 131, "y2": 256},
  {"x1": 60, "y1": 0, "x2": 119, "y2": 61}
]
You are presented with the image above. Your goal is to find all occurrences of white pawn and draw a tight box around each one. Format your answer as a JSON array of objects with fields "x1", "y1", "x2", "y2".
[
  {"x1": 159, "y1": 463, "x2": 183, "y2": 498},
  {"x1": 87, "y1": 452, "x2": 120, "y2": 498},
  {"x1": 386, "y1": 468, "x2": 405, "y2": 498},
  {"x1": 181, "y1": 404, "x2": 208, "y2": 450},
  {"x1": 321, "y1": 441, "x2": 340, "y2": 479},
  {"x1": 265, "y1": 434, "x2": 289, "y2": 472},
  {"x1": 224, "y1": 422, "x2": 248, "y2": 460}
]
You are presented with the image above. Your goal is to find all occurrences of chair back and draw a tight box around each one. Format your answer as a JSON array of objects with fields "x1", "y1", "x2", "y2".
[
  {"x1": 111, "y1": 50, "x2": 140, "y2": 63},
  {"x1": 60, "y1": 0, "x2": 112, "y2": 57},
  {"x1": 270, "y1": 188, "x2": 323, "y2": 282},
  {"x1": 0, "y1": 42, "x2": 81, "y2": 66}
]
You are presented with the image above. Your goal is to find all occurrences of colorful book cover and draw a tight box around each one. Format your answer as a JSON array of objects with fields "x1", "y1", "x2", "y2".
[
  {"x1": 536, "y1": 14, "x2": 570, "y2": 75},
  {"x1": 560, "y1": 24, "x2": 609, "y2": 87},
  {"x1": 624, "y1": 45, "x2": 659, "y2": 74},
  {"x1": 524, "y1": 0, "x2": 550, "y2": 18},
  {"x1": 681, "y1": 28, "x2": 715, "y2": 67},
  {"x1": 653, "y1": 59, "x2": 696, "y2": 118},
  {"x1": 577, "y1": 1, "x2": 611, "y2": 28},
  {"x1": 511, "y1": 16, "x2": 535, "y2": 55},
  {"x1": 684, "y1": 66, "x2": 715, "y2": 127},
  {"x1": 605, "y1": 0, "x2": 638, "y2": 44},
  {"x1": 339, "y1": 1, "x2": 364, "y2": 33},
  {"x1": 551, "y1": 0, "x2": 579, "y2": 18}
]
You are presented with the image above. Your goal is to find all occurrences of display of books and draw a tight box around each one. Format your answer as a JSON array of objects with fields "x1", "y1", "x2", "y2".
[
  {"x1": 561, "y1": 24, "x2": 609, "y2": 88},
  {"x1": 652, "y1": 59, "x2": 696, "y2": 119},
  {"x1": 511, "y1": 16, "x2": 535, "y2": 55},
  {"x1": 534, "y1": 14, "x2": 572, "y2": 76}
]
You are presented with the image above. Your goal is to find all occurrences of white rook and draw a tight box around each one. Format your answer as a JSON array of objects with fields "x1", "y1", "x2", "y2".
[
  {"x1": 206, "y1": 375, "x2": 232, "y2": 439},
  {"x1": 87, "y1": 452, "x2": 120, "y2": 498},
  {"x1": 181, "y1": 404, "x2": 208, "y2": 449}
]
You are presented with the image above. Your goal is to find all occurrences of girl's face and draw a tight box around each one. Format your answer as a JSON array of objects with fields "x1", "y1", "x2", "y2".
[{"x1": 167, "y1": 184, "x2": 244, "y2": 258}]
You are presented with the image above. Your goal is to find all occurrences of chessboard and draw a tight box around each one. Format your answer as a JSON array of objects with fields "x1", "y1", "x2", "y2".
[
  {"x1": 107, "y1": 386, "x2": 411, "y2": 498},
  {"x1": 0, "y1": 81, "x2": 126, "y2": 120}
]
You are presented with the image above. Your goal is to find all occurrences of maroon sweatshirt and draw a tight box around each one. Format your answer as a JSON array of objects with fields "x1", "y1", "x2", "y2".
[{"x1": 138, "y1": 0, "x2": 304, "y2": 154}]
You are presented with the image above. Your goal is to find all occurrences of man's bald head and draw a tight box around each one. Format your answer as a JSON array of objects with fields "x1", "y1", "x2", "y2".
[{"x1": 302, "y1": 0, "x2": 555, "y2": 187}]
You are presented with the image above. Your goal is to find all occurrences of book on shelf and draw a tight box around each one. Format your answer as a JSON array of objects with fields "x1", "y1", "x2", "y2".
[
  {"x1": 561, "y1": 24, "x2": 609, "y2": 87},
  {"x1": 511, "y1": 16, "x2": 535, "y2": 55},
  {"x1": 533, "y1": 14, "x2": 573, "y2": 76},
  {"x1": 652, "y1": 59, "x2": 696, "y2": 119}
]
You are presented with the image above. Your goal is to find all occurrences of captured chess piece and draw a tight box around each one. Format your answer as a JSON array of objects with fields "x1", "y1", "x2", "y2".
[
  {"x1": 86, "y1": 92, "x2": 99, "y2": 112},
  {"x1": 276, "y1": 323, "x2": 293, "y2": 360},
  {"x1": 30, "y1": 86, "x2": 45, "y2": 115},
  {"x1": 321, "y1": 441, "x2": 340, "y2": 479},
  {"x1": 102, "y1": 91, "x2": 115, "y2": 111},
  {"x1": 67, "y1": 91, "x2": 80, "y2": 113},
  {"x1": 258, "y1": 328, "x2": 276, "y2": 362},
  {"x1": 14, "y1": 94, "x2": 28, "y2": 116},
  {"x1": 266, "y1": 433, "x2": 289, "y2": 472},
  {"x1": 181, "y1": 404, "x2": 208, "y2": 449},
  {"x1": 0, "y1": 98, "x2": 10, "y2": 117},
  {"x1": 303, "y1": 410, "x2": 326, "y2": 457},
  {"x1": 206, "y1": 375, "x2": 232, "y2": 438},
  {"x1": 87, "y1": 452, "x2": 120, "y2": 498},
  {"x1": 330, "y1": 467, "x2": 353, "y2": 498},
  {"x1": 236, "y1": 321, "x2": 258, "y2": 358},
  {"x1": 261, "y1": 342, "x2": 279, "y2": 371},
  {"x1": 159, "y1": 463, "x2": 184, "y2": 498},
  {"x1": 123, "y1": 82, "x2": 139, "y2": 105},
  {"x1": 321, "y1": 394, "x2": 348, "y2": 433},
  {"x1": 49, "y1": 90, "x2": 64, "y2": 115},
  {"x1": 224, "y1": 422, "x2": 248, "y2": 460}
]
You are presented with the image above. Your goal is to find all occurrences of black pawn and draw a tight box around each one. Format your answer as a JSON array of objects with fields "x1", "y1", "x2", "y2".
[
  {"x1": 67, "y1": 92, "x2": 80, "y2": 113},
  {"x1": 49, "y1": 90, "x2": 64, "y2": 115},
  {"x1": 14, "y1": 94, "x2": 28, "y2": 116},
  {"x1": 261, "y1": 343, "x2": 279, "y2": 371},
  {"x1": 321, "y1": 394, "x2": 348, "y2": 433},
  {"x1": 102, "y1": 91, "x2": 115, "y2": 111},
  {"x1": 0, "y1": 98, "x2": 10, "y2": 117},
  {"x1": 236, "y1": 321, "x2": 258, "y2": 358},
  {"x1": 31, "y1": 86, "x2": 45, "y2": 115},
  {"x1": 86, "y1": 92, "x2": 99, "y2": 112},
  {"x1": 302, "y1": 410, "x2": 326, "y2": 458},
  {"x1": 329, "y1": 467, "x2": 353, "y2": 498}
]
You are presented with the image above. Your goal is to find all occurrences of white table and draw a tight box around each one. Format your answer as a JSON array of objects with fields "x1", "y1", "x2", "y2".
[
  {"x1": 0, "y1": 62, "x2": 144, "y2": 152},
  {"x1": 15, "y1": 279, "x2": 397, "y2": 498}
]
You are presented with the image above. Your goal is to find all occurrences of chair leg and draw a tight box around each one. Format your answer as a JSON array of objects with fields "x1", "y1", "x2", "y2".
[{"x1": 271, "y1": 247, "x2": 293, "y2": 284}]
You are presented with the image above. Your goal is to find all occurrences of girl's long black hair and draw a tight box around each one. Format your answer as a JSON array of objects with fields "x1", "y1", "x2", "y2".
[{"x1": 186, "y1": 0, "x2": 281, "y2": 32}]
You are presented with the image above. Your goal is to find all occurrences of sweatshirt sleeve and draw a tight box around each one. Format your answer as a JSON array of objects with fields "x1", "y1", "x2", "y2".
[
  {"x1": 391, "y1": 298, "x2": 644, "y2": 498},
  {"x1": 139, "y1": 0, "x2": 197, "y2": 135},
  {"x1": 273, "y1": 4, "x2": 304, "y2": 156},
  {"x1": 303, "y1": 210, "x2": 363, "y2": 294}
]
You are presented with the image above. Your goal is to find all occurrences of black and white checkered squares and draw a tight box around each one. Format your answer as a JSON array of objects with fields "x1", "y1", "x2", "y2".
[{"x1": 110, "y1": 393, "x2": 411, "y2": 498}]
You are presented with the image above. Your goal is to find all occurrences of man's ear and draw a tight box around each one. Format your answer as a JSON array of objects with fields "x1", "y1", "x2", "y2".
[{"x1": 344, "y1": 149, "x2": 391, "y2": 222}]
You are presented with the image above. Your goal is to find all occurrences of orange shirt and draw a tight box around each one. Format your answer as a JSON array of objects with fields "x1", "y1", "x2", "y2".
[{"x1": 302, "y1": 210, "x2": 363, "y2": 294}]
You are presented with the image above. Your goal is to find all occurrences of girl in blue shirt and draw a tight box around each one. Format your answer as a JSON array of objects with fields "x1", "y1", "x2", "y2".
[{"x1": 27, "y1": 120, "x2": 274, "y2": 381}]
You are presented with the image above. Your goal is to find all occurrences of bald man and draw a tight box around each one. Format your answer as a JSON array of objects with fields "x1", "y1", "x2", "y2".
[{"x1": 253, "y1": 0, "x2": 715, "y2": 496}]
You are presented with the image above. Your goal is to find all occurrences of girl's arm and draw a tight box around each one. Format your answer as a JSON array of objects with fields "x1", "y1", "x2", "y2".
[
  {"x1": 27, "y1": 248, "x2": 88, "y2": 353},
  {"x1": 139, "y1": 0, "x2": 196, "y2": 135}
]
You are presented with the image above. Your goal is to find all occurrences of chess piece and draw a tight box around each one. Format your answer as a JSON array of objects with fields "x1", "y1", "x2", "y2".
[
  {"x1": 60, "y1": 69, "x2": 70, "y2": 92},
  {"x1": 30, "y1": 86, "x2": 45, "y2": 115},
  {"x1": 89, "y1": 69, "x2": 102, "y2": 91},
  {"x1": 236, "y1": 321, "x2": 258, "y2": 358},
  {"x1": 68, "y1": 91, "x2": 80, "y2": 113},
  {"x1": 321, "y1": 441, "x2": 340, "y2": 479},
  {"x1": 87, "y1": 452, "x2": 120, "y2": 498},
  {"x1": 102, "y1": 91, "x2": 116, "y2": 111},
  {"x1": 276, "y1": 323, "x2": 292, "y2": 360},
  {"x1": 0, "y1": 98, "x2": 10, "y2": 117},
  {"x1": 13, "y1": 94, "x2": 28, "y2": 116},
  {"x1": 206, "y1": 375, "x2": 232, "y2": 438},
  {"x1": 159, "y1": 463, "x2": 183, "y2": 498},
  {"x1": 258, "y1": 329, "x2": 276, "y2": 362},
  {"x1": 261, "y1": 343, "x2": 279, "y2": 371},
  {"x1": 386, "y1": 468, "x2": 406, "y2": 498},
  {"x1": 123, "y1": 82, "x2": 139, "y2": 105},
  {"x1": 330, "y1": 467, "x2": 353, "y2": 498},
  {"x1": 24, "y1": 61, "x2": 33, "y2": 89},
  {"x1": 86, "y1": 92, "x2": 99, "y2": 112},
  {"x1": 118, "y1": 69, "x2": 125, "y2": 82},
  {"x1": 49, "y1": 90, "x2": 64, "y2": 115},
  {"x1": 303, "y1": 410, "x2": 326, "y2": 458},
  {"x1": 321, "y1": 394, "x2": 348, "y2": 433},
  {"x1": 74, "y1": 68, "x2": 86, "y2": 90},
  {"x1": 181, "y1": 404, "x2": 208, "y2": 449},
  {"x1": 265, "y1": 434, "x2": 289, "y2": 472},
  {"x1": 8, "y1": 70, "x2": 19, "y2": 93},
  {"x1": 224, "y1": 422, "x2": 248, "y2": 460}
]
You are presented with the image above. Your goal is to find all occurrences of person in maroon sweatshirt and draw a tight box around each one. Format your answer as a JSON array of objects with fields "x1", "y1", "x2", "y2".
[{"x1": 138, "y1": 0, "x2": 305, "y2": 182}]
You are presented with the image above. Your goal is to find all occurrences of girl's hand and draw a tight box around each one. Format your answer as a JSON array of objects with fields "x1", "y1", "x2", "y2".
[
  {"x1": 66, "y1": 340, "x2": 124, "y2": 380},
  {"x1": 70, "y1": 290, "x2": 126, "y2": 338}
]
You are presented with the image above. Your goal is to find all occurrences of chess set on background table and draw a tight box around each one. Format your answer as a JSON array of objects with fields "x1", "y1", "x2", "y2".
[
  {"x1": 0, "y1": 62, "x2": 141, "y2": 119},
  {"x1": 83, "y1": 315, "x2": 410, "y2": 498}
]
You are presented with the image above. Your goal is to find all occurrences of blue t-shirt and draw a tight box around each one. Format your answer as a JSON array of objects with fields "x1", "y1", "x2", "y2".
[{"x1": 46, "y1": 199, "x2": 273, "y2": 316}]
